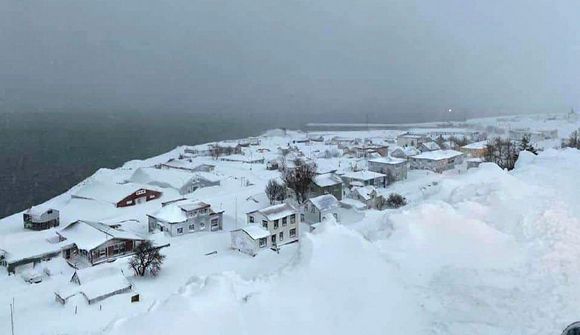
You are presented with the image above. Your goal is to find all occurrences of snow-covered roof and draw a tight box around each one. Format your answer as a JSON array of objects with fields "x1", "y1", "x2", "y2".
[
  {"x1": 308, "y1": 194, "x2": 339, "y2": 211},
  {"x1": 0, "y1": 234, "x2": 63, "y2": 263},
  {"x1": 412, "y1": 150, "x2": 464, "y2": 161},
  {"x1": 461, "y1": 141, "x2": 488, "y2": 150},
  {"x1": 341, "y1": 170, "x2": 386, "y2": 181},
  {"x1": 312, "y1": 173, "x2": 343, "y2": 187},
  {"x1": 240, "y1": 225, "x2": 270, "y2": 239},
  {"x1": 353, "y1": 186, "x2": 376, "y2": 201},
  {"x1": 73, "y1": 181, "x2": 159, "y2": 204},
  {"x1": 398, "y1": 134, "x2": 424, "y2": 139},
  {"x1": 59, "y1": 220, "x2": 144, "y2": 251},
  {"x1": 421, "y1": 142, "x2": 441, "y2": 151},
  {"x1": 250, "y1": 203, "x2": 296, "y2": 221},
  {"x1": 178, "y1": 201, "x2": 210, "y2": 212},
  {"x1": 129, "y1": 167, "x2": 196, "y2": 190},
  {"x1": 26, "y1": 205, "x2": 56, "y2": 217},
  {"x1": 148, "y1": 200, "x2": 214, "y2": 223},
  {"x1": 59, "y1": 265, "x2": 131, "y2": 303},
  {"x1": 368, "y1": 157, "x2": 407, "y2": 165}
]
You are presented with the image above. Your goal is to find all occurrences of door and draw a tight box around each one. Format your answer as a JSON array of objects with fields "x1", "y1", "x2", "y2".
[{"x1": 135, "y1": 197, "x2": 146, "y2": 204}]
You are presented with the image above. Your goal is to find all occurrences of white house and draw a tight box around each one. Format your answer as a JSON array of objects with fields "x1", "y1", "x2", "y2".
[
  {"x1": 23, "y1": 206, "x2": 60, "y2": 231},
  {"x1": 367, "y1": 157, "x2": 408, "y2": 183},
  {"x1": 55, "y1": 265, "x2": 132, "y2": 305},
  {"x1": 419, "y1": 141, "x2": 441, "y2": 152},
  {"x1": 390, "y1": 146, "x2": 420, "y2": 159},
  {"x1": 341, "y1": 170, "x2": 386, "y2": 188},
  {"x1": 303, "y1": 194, "x2": 340, "y2": 224},
  {"x1": 230, "y1": 225, "x2": 271, "y2": 256},
  {"x1": 232, "y1": 203, "x2": 299, "y2": 255},
  {"x1": 349, "y1": 186, "x2": 377, "y2": 209},
  {"x1": 147, "y1": 200, "x2": 224, "y2": 236},
  {"x1": 409, "y1": 150, "x2": 464, "y2": 173},
  {"x1": 129, "y1": 167, "x2": 220, "y2": 195},
  {"x1": 396, "y1": 134, "x2": 426, "y2": 147}
]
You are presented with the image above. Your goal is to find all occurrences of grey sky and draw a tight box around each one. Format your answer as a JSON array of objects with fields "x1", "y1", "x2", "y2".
[{"x1": 0, "y1": 0, "x2": 578, "y2": 118}]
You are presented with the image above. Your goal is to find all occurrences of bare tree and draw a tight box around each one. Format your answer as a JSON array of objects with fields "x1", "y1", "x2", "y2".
[
  {"x1": 518, "y1": 134, "x2": 538, "y2": 155},
  {"x1": 129, "y1": 240, "x2": 166, "y2": 277},
  {"x1": 563, "y1": 130, "x2": 580, "y2": 149},
  {"x1": 484, "y1": 137, "x2": 519, "y2": 170},
  {"x1": 265, "y1": 179, "x2": 286, "y2": 205},
  {"x1": 282, "y1": 159, "x2": 317, "y2": 204}
]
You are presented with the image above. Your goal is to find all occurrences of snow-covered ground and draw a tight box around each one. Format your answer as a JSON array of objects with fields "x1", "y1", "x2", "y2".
[{"x1": 1, "y1": 112, "x2": 579, "y2": 335}]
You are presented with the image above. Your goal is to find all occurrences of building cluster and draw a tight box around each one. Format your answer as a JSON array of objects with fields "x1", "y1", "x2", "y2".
[{"x1": 1, "y1": 125, "x2": 525, "y2": 304}]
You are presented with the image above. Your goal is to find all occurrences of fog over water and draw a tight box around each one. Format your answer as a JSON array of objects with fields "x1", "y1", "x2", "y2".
[{"x1": 0, "y1": 0, "x2": 578, "y2": 216}]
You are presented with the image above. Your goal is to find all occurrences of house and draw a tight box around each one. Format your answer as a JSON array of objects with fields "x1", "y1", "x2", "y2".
[
  {"x1": 368, "y1": 157, "x2": 408, "y2": 184},
  {"x1": 158, "y1": 160, "x2": 216, "y2": 173},
  {"x1": 419, "y1": 141, "x2": 441, "y2": 152},
  {"x1": 230, "y1": 225, "x2": 271, "y2": 256},
  {"x1": 390, "y1": 146, "x2": 420, "y2": 159},
  {"x1": 509, "y1": 128, "x2": 544, "y2": 142},
  {"x1": 72, "y1": 181, "x2": 162, "y2": 208},
  {"x1": 303, "y1": 194, "x2": 340, "y2": 224},
  {"x1": 55, "y1": 265, "x2": 132, "y2": 305},
  {"x1": 409, "y1": 150, "x2": 464, "y2": 173},
  {"x1": 0, "y1": 237, "x2": 63, "y2": 274},
  {"x1": 349, "y1": 186, "x2": 377, "y2": 209},
  {"x1": 408, "y1": 128, "x2": 481, "y2": 142},
  {"x1": 219, "y1": 154, "x2": 265, "y2": 164},
  {"x1": 341, "y1": 170, "x2": 386, "y2": 188},
  {"x1": 346, "y1": 145, "x2": 389, "y2": 158},
  {"x1": 396, "y1": 134, "x2": 427, "y2": 147},
  {"x1": 467, "y1": 158, "x2": 484, "y2": 169},
  {"x1": 232, "y1": 203, "x2": 299, "y2": 255},
  {"x1": 310, "y1": 173, "x2": 344, "y2": 200},
  {"x1": 129, "y1": 167, "x2": 220, "y2": 195},
  {"x1": 460, "y1": 141, "x2": 488, "y2": 158},
  {"x1": 23, "y1": 206, "x2": 60, "y2": 231},
  {"x1": 57, "y1": 220, "x2": 146, "y2": 267},
  {"x1": 147, "y1": 200, "x2": 224, "y2": 236}
]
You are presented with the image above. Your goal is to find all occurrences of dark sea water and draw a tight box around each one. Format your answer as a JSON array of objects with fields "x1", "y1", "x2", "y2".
[
  {"x1": 0, "y1": 111, "x2": 306, "y2": 218},
  {"x1": 0, "y1": 109, "x2": 464, "y2": 218}
]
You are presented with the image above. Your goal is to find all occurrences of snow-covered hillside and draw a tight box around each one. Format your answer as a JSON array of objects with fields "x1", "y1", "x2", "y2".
[{"x1": 0, "y1": 113, "x2": 579, "y2": 335}]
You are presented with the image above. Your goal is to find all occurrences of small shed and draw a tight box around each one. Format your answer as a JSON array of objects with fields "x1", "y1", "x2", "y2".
[{"x1": 231, "y1": 225, "x2": 271, "y2": 256}]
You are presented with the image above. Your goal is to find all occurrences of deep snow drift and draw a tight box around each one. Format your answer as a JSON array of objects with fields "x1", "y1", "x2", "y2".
[{"x1": 103, "y1": 149, "x2": 580, "y2": 335}]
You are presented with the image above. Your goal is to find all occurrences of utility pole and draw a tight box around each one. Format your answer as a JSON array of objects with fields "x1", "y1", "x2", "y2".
[{"x1": 10, "y1": 297, "x2": 15, "y2": 335}]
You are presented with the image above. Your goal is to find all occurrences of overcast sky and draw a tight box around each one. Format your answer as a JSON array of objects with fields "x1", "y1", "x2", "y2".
[{"x1": 0, "y1": 0, "x2": 578, "y2": 119}]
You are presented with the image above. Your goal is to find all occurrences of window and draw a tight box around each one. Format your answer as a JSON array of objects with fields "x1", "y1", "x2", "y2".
[
  {"x1": 259, "y1": 238, "x2": 267, "y2": 248},
  {"x1": 279, "y1": 231, "x2": 284, "y2": 241},
  {"x1": 289, "y1": 228, "x2": 296, "y2": 238},
  {"x1": 189, "y1": 224, "x2": 195, "y2": 231},
  {"x1": 200, "y1": 222, "x2": 206, "y2": 230},
  {"x1": 249, "y1": 215, "x2": 255, "y2": 223},
  {"x1": 310, "y1": 206, "x2": 315, "y2": 213},
  {"x1": 271, "y1": 234, "x2": 277, "y2": 244},
  {"x1": 47, "y1": 210, "x2": 53, "y2": 214},
  {"x1": 126, "y1": 200, "x2": 132, "y2": 205},
  {"x1": 99, "y1": 249, "x2": 106, "y2": 257},
  {"x1": 177, "y1": 227, "x2": 183, "y2": 234},
  {"x1": 262, "y1": 220, "x2": 268, "y2": 229},
  {"x1": 136, "y1": 189, "x2": 146, "y2": 195},
  {"x1": 290, "y1": 214, "x2": 296, "y2": 224},
  {"x1": 211, "y1": 219, "x2": 220, "y2": 231},
  {"x1": 282, "y1": 217, "x2": 287, "y2": 226},
  {"x1": 333, "y1": 213, "x2": 338, "y2": 220},
  {"x1": 274, "y1": 220, "x2": 279, "y2": 229}
]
